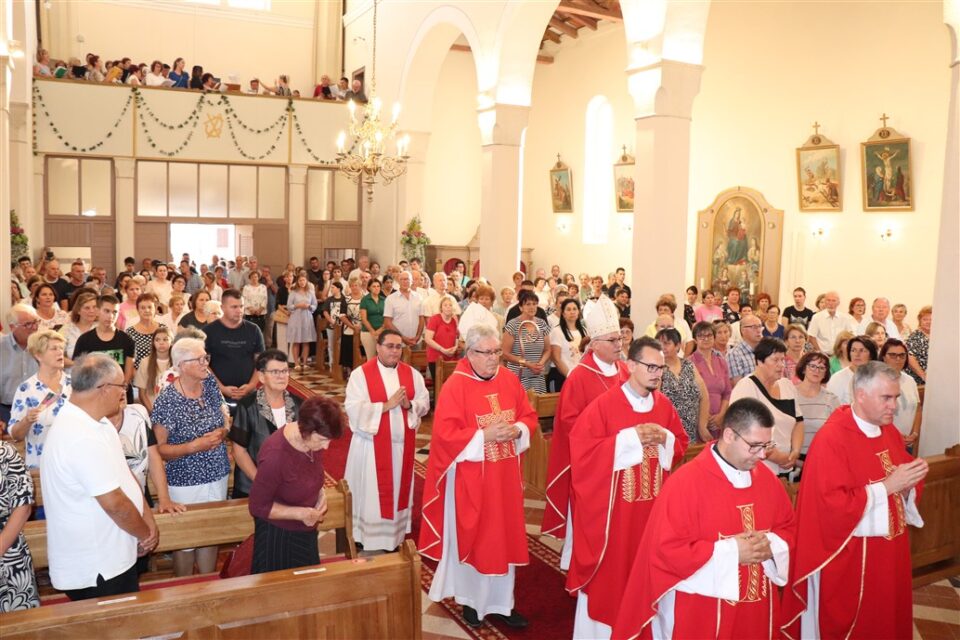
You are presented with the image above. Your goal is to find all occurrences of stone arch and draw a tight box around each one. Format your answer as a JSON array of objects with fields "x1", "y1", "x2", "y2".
[{"x1": 492, "y1": 0, "x2": 559, "y2": 106}]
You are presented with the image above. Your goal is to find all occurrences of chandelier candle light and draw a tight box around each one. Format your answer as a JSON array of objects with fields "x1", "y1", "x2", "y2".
[{"x1": 335, "y1": 0, "x2": 410, "y2": 202}]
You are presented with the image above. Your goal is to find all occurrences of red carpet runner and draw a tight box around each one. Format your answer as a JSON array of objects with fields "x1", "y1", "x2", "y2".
[{"x1": 289, "y1": 377, "x2": 577, "y2": 639}]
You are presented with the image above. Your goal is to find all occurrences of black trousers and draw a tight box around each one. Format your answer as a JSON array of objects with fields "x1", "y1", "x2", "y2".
[
  {"x1": 63, "y1": 563, "x2": 139, "y2": 601},
  {"x1": 251, "y1": 518, "x2": 320, "y2": 574}
]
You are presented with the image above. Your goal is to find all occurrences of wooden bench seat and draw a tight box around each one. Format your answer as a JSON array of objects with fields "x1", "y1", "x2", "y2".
[
  {"x1": 2, "y1": 540, "x2": 422, "y2": 640},
  {"x1": 24, "y1": 480, "x2": 357, "y2": 570},
  {"x1": 911, "y1": 447, "x2": 960, "y2": 586},
  {"x1": 523, "y1": 391, "x2": 559, "y2": 495}
]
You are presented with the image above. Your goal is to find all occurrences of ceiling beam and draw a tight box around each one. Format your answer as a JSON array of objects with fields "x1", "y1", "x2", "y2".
[
  {"x1": 541, "y1": 28, "x2": 562, "y2": 44},
  {"x1": 451, "y1": 43, "x2": 553, "y2": 65},
  {"x1": 556, "y1": 0, "x2": 623, "y2": 22},
  {"x1": 567, "y1": 14, "x2": 598, "y2": 30},
  {"x1": 549, "y1": 17, "x2": 580, "y2": 38}
]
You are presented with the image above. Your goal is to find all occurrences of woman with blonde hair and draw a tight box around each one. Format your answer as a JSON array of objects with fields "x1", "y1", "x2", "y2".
[
  {"x1": 117, "y1": 275, "x2": 145, "y2": 330},
  {"x1": 134, "y1": 325, "x2": 174, "y2": 412},
  {"x1": 9, "y1": 330, "x2": 72, "y2": 469},
  {"x1": 61, "y1": 290, "x2": 99, "y2": 367},
  {"x1": 828, "y1": 330, "x2": 855, "y2": 374},
  {"x1": 905, "y1": 305, "x2": 932, "y2": 384},
  {"x1": 286, "y1": 273, "x2": 317, "y2": 372},
  {"x1": 891, "y1": 303, "x2": 912, "y2": 337}
]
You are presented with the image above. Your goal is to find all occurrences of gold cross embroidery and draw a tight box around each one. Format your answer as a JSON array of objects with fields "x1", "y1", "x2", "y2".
[
  {"x1": 876, "y1": 450, "x2": 906, "y2": 539},
  {"x1": 621, "y1": 444, "x2": 662, "y2": 503},
  {"x1": 719, "y1": 504, "x2": 769, "y2": 604},
  {"x1": 476, "y1": 394, "x2": 516, "y2": 462}
]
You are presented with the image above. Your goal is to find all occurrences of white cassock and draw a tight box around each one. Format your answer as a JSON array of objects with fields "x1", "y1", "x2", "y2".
[
  {"x1": 457, "y1": 302, "x2": 499, "y2": 340},
  {"x1": 427, "y1": 426, "x2": 532, "y2": 618},
  {"x1": 651, "y1": 446, "x2": 790, "y2": 639},
  {"x1": 344, "y1": 360, "x2": 430, "y2": 551}
]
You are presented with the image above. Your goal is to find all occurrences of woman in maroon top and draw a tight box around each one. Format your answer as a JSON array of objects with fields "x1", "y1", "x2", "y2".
[
  {"x1": 424, "y1": 296, "x2": 459, "y2": 381},
  {"x1": 248, "y1": 396, "x2": 345, "y2": 573}
]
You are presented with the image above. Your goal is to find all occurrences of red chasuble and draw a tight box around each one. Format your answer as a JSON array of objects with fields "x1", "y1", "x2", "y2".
[
  {"x1": 781, "y1": 405, "x2": 920, "y2": 640},
  {"x1": 418, "y1": 359, "x2": 539, "y2": 574},
  {"x1": 360, "y1": 358, "x2": 416, "y2": 520},
  {"x1": 566, "y1": 385, "x2": 689, "y2": 627},
  {"x1": 542, "y1": 352, "x2": 630, "y2": 538},
  {"x1": 612, "y1": 446, "x2": 796, "y2": 640}
]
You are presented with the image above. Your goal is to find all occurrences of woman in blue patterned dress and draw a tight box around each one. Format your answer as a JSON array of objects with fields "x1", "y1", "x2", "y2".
[
  {"x1": 0, "y1": 441, "x2": 40, "y2": 611},
  {"x1": 151, "y1": 336, "x2": 229, "y2": 576},
  {"x1": 286, "y1": 274, "x2": 318, "y2": 371}
]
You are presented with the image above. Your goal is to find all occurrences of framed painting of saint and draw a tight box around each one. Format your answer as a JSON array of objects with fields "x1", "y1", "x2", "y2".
[
  {"x1": 695, "y1": 187, "x2": 784, "y2": 306},
  {"x1": 613, "y1": 149, "x2": 635, "y2": 212},
  {"x1": 861, "y1": 135, "x2": 912, "y2": 211},
  {"x1": 796, "y1": 142, "x2": 841, "y2": 212},
  {"x1": 549, "y1": 158, "x2": 573, "y2": 213}
]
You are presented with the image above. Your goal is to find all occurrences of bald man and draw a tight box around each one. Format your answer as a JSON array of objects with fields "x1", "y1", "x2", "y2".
[{"x1": 807, "y1": 291, "x2": 855, "y2": 352}]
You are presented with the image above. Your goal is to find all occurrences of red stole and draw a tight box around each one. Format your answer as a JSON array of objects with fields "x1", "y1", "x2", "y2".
[
  {"x1": 360, "y1": 358, "x2": 416, "y2": 520},
  {"x1": 418, "y1": 359, "x2": 539, "y2": 574},
  {"x1": 782, "y1": 405, "x2": 920, "y2": 640},
  {"x1": 567, "y1": 385, "x2": 689, "y2": 627},
  {"x1": 612, "y1": 446, "x2": 796, "y2": 640},
  {"x1": 542, "y1": 352, "x2": 630, "y2": 538}
]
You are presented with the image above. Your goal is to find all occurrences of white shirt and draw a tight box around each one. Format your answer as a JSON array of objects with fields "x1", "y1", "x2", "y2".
[
  {"x1": 550, "y1": 325, "x2": 582, "y2": 375},
  {"x1": 384, "y1": 290, "x2": 423, "y2": 339},
  {"x1": 41, "y1": 401, "x2": 144, "y2": 590},
  {"x1": 807, "y1": 309, "x2": 856, "y2": 352},
  {"x1": 855, "y1": 315, "x2": 901, "y2": 340},
  {"x1": 421, "y1": 290, "x2": 461, "y2": 318}
]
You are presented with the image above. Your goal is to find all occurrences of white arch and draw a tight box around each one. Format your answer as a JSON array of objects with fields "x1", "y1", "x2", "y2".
[{"x1": 493, "y1": 0, "x2": 559, "y2": 106}]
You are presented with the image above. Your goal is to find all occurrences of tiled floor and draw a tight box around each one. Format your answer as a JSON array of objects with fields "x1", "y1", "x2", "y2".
[{"x1": 291, "y1": 368, "x2": 960, "y2": 640}]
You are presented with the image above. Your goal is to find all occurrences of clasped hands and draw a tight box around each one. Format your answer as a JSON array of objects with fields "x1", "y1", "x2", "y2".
[
  {"x1": 634, "y1": 423, "x2": 666, "y2": 446},
  {"x1": 299, "y1": 492, "x2": 329, "y2": 528},
  {"x1": 384, "y1": 387, "x2": 411, "y2": 412},
  {"x1": 882, "y1": 458, "x2": 928, "y2": 496},
  {"x1": 483, "y1": 420, "x2": 521, "y2": 443},
  {"x1": 736, "y1": 531, "x2": 773, "y2": 565}
]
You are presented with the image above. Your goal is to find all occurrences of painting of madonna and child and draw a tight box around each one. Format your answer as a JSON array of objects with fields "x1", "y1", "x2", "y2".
[{"x1": 711, "y1": 198, "x2": 763, "y2": 303}]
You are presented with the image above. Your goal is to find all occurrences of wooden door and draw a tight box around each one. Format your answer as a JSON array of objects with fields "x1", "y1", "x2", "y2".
[
  {"x1": 252, "y1": 223, "x2": 289, "y2": 273},
  {"x1": 134, "y1": 221, "x2": 170, "y2": 265}
]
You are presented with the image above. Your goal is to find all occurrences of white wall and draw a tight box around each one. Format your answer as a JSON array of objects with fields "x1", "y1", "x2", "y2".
[
  {"x1": 690, "y1": 0, "x2": 947, "y2": 315},
  {"x1": 521, "y1": 23, "x2": 635, "y2": 278},
  {"x1": 420, "y1": 50, "x2": 481, "y2": 246},
  {"x1": 62, "y1": 1, "x2": 316, "y2": 95}
]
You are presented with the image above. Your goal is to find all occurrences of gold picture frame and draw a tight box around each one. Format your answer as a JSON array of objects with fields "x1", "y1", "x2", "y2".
[
  {"x1": 861, "y1": 124, "x2": 912, "y2": 211},
  {"x1": 549, "y1": 155, "x2": 573, "y2": 213},
  {"x1": 613, "y1": 147, "x2": 635, "y2": 213},
  {"x1": 796, "y1": 130, "x2": 841, "y2": 212}
]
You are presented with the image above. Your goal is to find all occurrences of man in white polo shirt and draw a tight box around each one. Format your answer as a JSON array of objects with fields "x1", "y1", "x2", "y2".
[
  {"x1": 383, "y1": 270, "x2": 424, "y2": 348},
  {"x1": 806, "y1": 291, "x2": 856, "y2": 352},
  {"x1": 41, "y1": 353, "x2": 158, "y2": 601}
]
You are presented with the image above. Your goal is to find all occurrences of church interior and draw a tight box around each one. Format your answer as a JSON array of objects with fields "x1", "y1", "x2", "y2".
[{"x1": 0, "y1": 0, "x2": 958, "y2": 637}]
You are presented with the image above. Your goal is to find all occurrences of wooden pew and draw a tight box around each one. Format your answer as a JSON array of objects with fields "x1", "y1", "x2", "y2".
[
  {"x1": 330, "y1": 323, "x2": 344, "y2": 383},
  {"x1": 1, "y1": 540, "x2": 422, "y2": 640},
  {"x1": 524, "y1": 391, "x2": 559, "y2": 495},
  {"x1": 433, "y1": 358, "x2": 459, "y2": 402},
  {"x1": 314, "y1": 314, "x2": 330, "y2": 373},
  {"x1": 911, "y1": 445, "x2": 960, "y2": 586},
  {"x1": 24, "y1": 480, "x2": 357, "y2": 570}
]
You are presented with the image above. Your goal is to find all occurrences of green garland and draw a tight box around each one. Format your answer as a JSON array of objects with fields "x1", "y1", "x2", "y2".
[{"x1": 31, "y1": 84, "x2": 343, "y2": 164}]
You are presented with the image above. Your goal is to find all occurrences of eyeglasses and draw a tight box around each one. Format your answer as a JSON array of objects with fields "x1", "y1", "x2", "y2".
[
  {"x1": 471, "y1": 348, "x2": 503, "y2": 357},
  {"x1": 14, "y1": 321, "x2": 39, "y2": 329},
  {"x1": 182, "y1": 354, "x2": 212, "y2": 365},
  {"x1": 805, "y1": 363, "x2": 827, "y2": 372},
  {"x1": 380, "y1": 343, "x2": 404, "y2": 351},
  {"x1": 264, "y1": 368, "x2": 290, "y2": 376},
  {"x1": 730, "y1": 429, "x2": 775, "y2": 454},
  {"x1": 99, "y1": 382, "x2": 129, "y2": 392},
  {"x1": 885, "y1": 352, "x2": 907, "y2": 359},
  {"x1": 741, "y1": 323, "x2": 763, "y2": 331},
  {"x1": 594, "y1": 337, "x2": 623, "y2": 345},
  {"x1": 695, "y1": 333, "x2": 715, "y2": 340},
  {"x1": 632, "y1": 360, "x2": 667, "y2": 374}
]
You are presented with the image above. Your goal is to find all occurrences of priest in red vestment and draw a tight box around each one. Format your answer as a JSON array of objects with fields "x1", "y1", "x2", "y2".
[
  {"x1": 343, "y1": 329, "x2": 430, "y2": 552},
  {"x1": 611, "y1": 398, "x2": 796, "y2": 640},
  {"x1": 781, "y1": 361, "x2": 927, "y2": 639},
  {"x1": 420, "y1": 324, "x2": 539, "y2": 629},
  {"x1": 542, "y1": 295, "x2": 629, "y2": 569},
  {"x1": 567, "y1": 336, "x2": 689, "y2": 639}
]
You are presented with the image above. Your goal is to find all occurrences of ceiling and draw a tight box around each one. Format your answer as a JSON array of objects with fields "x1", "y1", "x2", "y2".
[{"x1": 540, "y1": 0, "x2": 624, "y2": 58}]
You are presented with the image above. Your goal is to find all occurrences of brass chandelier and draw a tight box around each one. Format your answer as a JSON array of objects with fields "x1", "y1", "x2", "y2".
[{"x1": 336, "y1": 0, "x2": 409, "y2": 203}]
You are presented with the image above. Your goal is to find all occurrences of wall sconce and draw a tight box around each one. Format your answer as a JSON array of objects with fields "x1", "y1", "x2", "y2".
[
  {"x1": 555, "y1": 216, "x2": 572, "y2": 234},
  {"x1": 811, "y1": 226, "x2": 826, "y2": 239},
  {"x1": 880, "y1": 228, "x2": 893, "y2": 241},
  {"x1": 619, "y1": 213, "x2": 633, "y2": 233}
]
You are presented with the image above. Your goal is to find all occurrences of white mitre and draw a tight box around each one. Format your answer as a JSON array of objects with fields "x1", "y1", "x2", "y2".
[
  {"x1": 584, "y1": 295, "x2": 621, "y2": 338},
  {"x1": 458, "y1": 301, "x2": 499, "y2": 338}
]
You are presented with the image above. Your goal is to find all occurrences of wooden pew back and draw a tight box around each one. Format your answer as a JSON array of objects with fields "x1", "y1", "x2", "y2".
[
  {"x1": 523, "y1": 391, "x2": 559, "y2": 495},
  {"x1": 24, "y1": 480, "x2": 357, "y2": 569},
  {"x1": 911, "y1": 448, "x2": 960, "y2": 586},
  {"x1": 2, "y1": 541, "x2": 422, "y2": 640}
]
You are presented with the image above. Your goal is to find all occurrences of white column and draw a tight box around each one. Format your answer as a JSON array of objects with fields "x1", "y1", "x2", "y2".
[
  {"x1": 0, "y1": 4, "x2": 12, "y2": 323},
  {"x1": 312, "y1": 0, "x2": 342, "y2": 83},
  {"x1": 478, "y1": 103, "x2": 528, "y2": 291},
  {"x1": 288, "y1": 164, "x2": 307, "y2": 267},
  {"x1": 919, "y1": 9, "x2": 960, "y2": 456},
  {"x1": 114, "y1": 158, "x2": 136, "y2": 276},
  {"x1": 627, "y1": 60, "x2": 703, "y2": 325}
]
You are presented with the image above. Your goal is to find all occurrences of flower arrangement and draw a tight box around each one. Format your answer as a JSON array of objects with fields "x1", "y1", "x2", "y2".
[
  {"x1": 400, "y1": 215, "x2": 431, "y2": 261},
  {"x1": 10, "y1": 210, "x2": 29, "y2": 261}
]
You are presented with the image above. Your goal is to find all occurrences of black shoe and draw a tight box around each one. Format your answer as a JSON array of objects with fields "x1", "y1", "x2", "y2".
[
  {"x1": 491, "y1": 610, "x2": 528, "y2": 629},
  {"x1": 462, "y1": 605, "x2": 482, "y2": 628}
]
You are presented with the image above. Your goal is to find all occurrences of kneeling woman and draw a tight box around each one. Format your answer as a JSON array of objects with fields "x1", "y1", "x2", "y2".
[{"x1": 248, "y1": 396, "x2": 346, "y2": 573}]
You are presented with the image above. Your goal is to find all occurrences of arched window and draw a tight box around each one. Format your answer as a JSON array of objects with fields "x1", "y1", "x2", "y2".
[{"x1": 582, "y1": 95, "x2": 613, "y2": 244}]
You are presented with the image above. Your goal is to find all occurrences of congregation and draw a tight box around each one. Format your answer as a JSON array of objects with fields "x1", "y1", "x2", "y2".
[
  {"x1": 0, "y1": 249, "x2": 937, "y2": 638},
  {"x1": 33, "y1": 48, "x2": 367, "y2": 101}
]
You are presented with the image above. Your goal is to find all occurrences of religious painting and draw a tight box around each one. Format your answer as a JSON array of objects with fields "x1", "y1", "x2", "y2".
[
  {"x1": 695, "y1": 187, "x2": 783, "y2": 307},
  {"x1": 613, "y1": 152, "x2": 635, "y2": 212},
  {"x1": 796, "y1": 144, "x2": 841, "y2": 211},
  {"x1": 549, "y1": 160, "x2": 573, "y2": 213},
  {"x1": 861, "y1": 137, "x2": 912, "y2": 211}
]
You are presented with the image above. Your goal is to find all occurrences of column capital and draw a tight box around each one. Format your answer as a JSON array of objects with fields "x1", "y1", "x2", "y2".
[
  {"x1": 626, "y1": 59, "x2": 704, "y2": 120},
  {"x1": 477, "y1": 103, "x2": 529, "y2": 147},
  {"x1": 114, "y1": 158, "x2": 136, "y2": 179}
]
